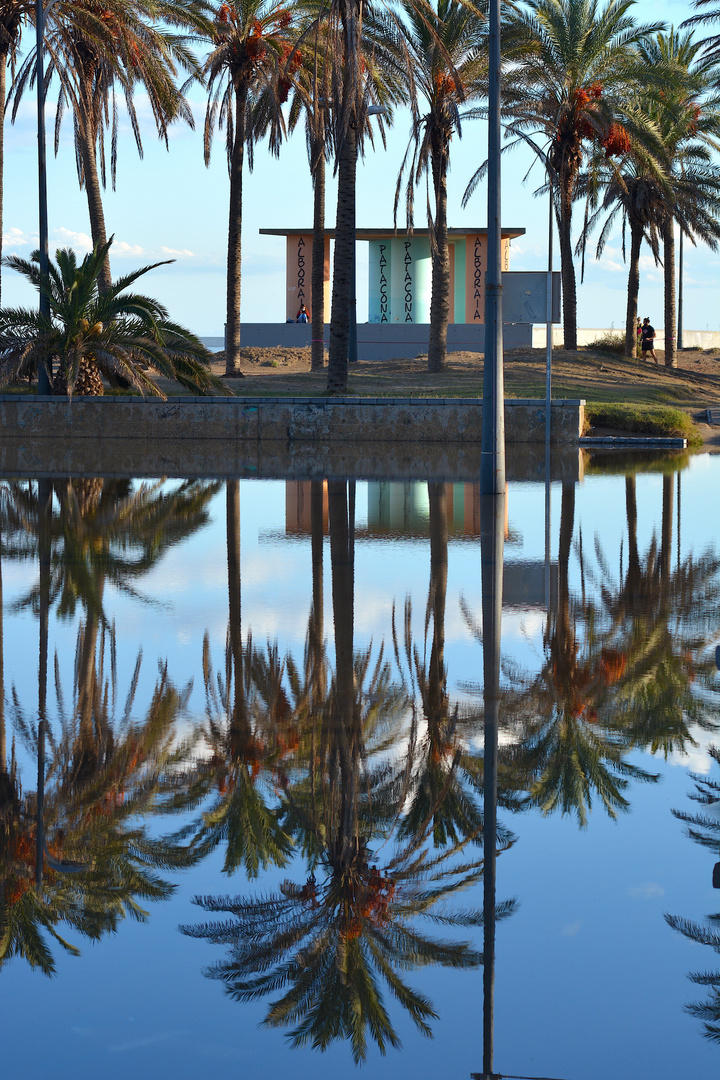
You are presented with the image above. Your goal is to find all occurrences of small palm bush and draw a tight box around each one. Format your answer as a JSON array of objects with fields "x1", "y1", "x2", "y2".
[{"x1": 0, "y1": 239, "x2": 231, "y2": 398}]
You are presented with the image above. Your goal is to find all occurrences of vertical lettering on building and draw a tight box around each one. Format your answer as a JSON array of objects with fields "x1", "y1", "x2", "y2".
[
  {"x1": 379, "y1": 244, "x2": 388, "y2": 322},
  {"x1": 473, "y1": 235, "x2": 483, "y2": 321},
  {"x1": 297, "y1": 237, "x2": 306, "y2": 307},
  {"x1": 404, "y1": 241, "x2": 413, "y2": 322}
]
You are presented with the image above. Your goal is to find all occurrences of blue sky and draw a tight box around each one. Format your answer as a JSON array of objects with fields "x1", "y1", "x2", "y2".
[{"x1": 3, "y1": 0, "x2": 718, "y2": 337}]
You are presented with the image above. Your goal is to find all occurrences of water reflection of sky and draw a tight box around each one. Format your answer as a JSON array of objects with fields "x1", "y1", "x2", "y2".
[{"x1": 2, "y1": 456, "x2": 719, "y2": 1080}]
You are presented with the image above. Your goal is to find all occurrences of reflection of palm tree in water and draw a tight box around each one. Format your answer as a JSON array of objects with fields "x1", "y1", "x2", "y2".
[
  {"x1": 666, "y1": 744, "x2": 720, "y2": 1045},
  {"x1": 1, "y1": 621, "x2": 200, "y2": 974},
  {"x1": 510, "y1": 483, "x2": 659, "y2": 826},
  {"x1": 599, "y1": 473, "x2": 720, "y2": 756},
  {"x1": 186, "y1": 480, "x2": 294, "y2": 877},
  {"x1": 0, "y1": 476, "x2": 219, "y2": 973},
  {"x1": 394, "y1": 483, "x2": 517, "y2": 848},
  {"x1": 183, "y1": 481, "x2": 511, "y2": 1061}
]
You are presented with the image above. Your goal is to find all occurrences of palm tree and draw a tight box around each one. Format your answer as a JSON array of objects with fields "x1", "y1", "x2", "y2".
[
  {"x1": 665, "y1": 745, "x2": 720, "y2": 1043},
  {"x1": 286, "y1": 17, "x2": 334, "y2": 372},
  {"x1": 637, "y1": 30, "x2": 720, "y2": 368},
  {"x1": 321, "y1": 0, "x2": 399, "y2": 393},
  {"x1": 394, "y1": 0, "x2": 486, "y2": 372},
  {"x1": 201, "y1": 0, "x2": 297, "y2": 376},
  {"x1": 493, "y1": 0, "x2": 665, "y2": 350},
  {"x1": 11, "y1": 0, "x2": 204, "y2": 293},
  {"x1": 681, "y1": 0, "x2": 720, "y2": 64},
  {"x1": 577, "y1": 140, "x2": 667, "y2": 357},
  {"x1": 0, "y1": 240, "x2": 229, "y2": 396}
]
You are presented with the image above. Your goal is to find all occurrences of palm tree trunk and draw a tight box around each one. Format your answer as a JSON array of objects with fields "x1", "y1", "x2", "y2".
[
  {"x1": 328, "y1": 480, "x2": 357, "y2": 856},
  {"x1": 311, "y1": 146, "x2": 326, "y2": 372},
  {"x1": 310, "y1": 480, "x2": 325, "y2": 683},
  {"x1": 78, "y1": 74, "x2": 111, "y2": 293},
  {"x1": 662, "y1": 218, "x2": 676, "y2": 368},
  {"x1": 659, "y1": 473, "x2": 673, "y2": 589},
  {"x1": 428, "y1": 143, "x2": 450, "y2": 373},
  {"x1": 624, "y1": 221, "x2": 642, "y2": 358},
  {"x1": 625, "y1": 475, "x2": 641, "y2": 605},
  {"x1": 227, "y1": 479, "x2": 248, "y2": 748},
  {"x1": 427, "y1": 482, "x2": 448, "y2": 718},
  {"x1": 557, "y1": 183, "x2": 577, "y2": 350},
  {"x1": 328, "y1": 119, "x2": 357, "y2": 394},
  {"x1": 557, "y1": 482, "x2": 575, "y2": 657},
  {"x1": 328, "y1": 10, "x2": 358, "y2": 396},
  {"x1": 225, "y1": 86, "x2": 247, "y2": 377}
]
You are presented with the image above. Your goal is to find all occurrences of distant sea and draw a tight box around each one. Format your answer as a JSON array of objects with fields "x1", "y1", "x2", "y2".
[{"x1": 200, "y1": 337, "x2": 224, "y2": 352}]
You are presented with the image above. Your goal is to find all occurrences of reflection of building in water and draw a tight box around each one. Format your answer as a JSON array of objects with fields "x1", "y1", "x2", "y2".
[
  {"x1": 285, "y1": 479, "x2": 328, "y2": 535},
  {"x1": 283, "y1": 481, "x2": 556, "y2": 609},
  {"x1": 366, "y1": 481, "x2": 495, "y2": 538}
]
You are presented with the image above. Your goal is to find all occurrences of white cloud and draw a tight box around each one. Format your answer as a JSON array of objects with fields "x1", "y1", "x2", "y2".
[
  {"x1": 160, "y1": 246, "x2": 195, "y2": 258},
  {"x1": 560, "y1": 920, "x2": 582, "y2": 936},
  {"x1": 2, "y1": 227, "x2": 33, "y2": 249},
  {"x1": 54, "y1": 227, "x2": 93, "y2": 252},
  {"x1": 628, "y1": 882, "x2": 665, "y2": 899},
  {"x1": 112, "y1": 240, "x2": 146, "y2": 257}
]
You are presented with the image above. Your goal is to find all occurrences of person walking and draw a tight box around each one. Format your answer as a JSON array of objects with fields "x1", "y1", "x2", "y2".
[
  {"x1": 641, "y1": 317, "x2": 658, "y2": 363},
  {"x1": 636, "y1": 317, "x2": 642, "y2": 358}
]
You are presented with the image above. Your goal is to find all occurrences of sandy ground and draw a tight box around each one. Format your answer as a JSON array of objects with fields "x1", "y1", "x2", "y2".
[
  {"x1": 204, "y1": 345, "x2": 720, "y2": 446},
  {"x1": 209, "y1": 344, "x2": 720, "y2": 375}
]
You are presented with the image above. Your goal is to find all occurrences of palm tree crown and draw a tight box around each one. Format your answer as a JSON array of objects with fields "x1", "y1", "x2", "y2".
[{"x1": 0, "y1": 239, "x2": 230, "y2": 397}]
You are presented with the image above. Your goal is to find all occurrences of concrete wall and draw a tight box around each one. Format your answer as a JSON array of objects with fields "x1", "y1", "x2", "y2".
[
  {"x1": 239, "y1": 321, "x2": 534, "y2": 358},
  {"x1": 0, "y1": 395, "x2": 584, "y2": 448},
  {"x1": 531, "y1": 326, "x2": 720, "y2": 350}
]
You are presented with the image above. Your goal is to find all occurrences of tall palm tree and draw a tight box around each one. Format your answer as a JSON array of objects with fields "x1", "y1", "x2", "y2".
[
  {"x1": 637, "y1": 30, "x2": 720, "y2": 368},
  {"x1": 201, "y1": 0, "x2": 297, "y2": 376},
  {"x1": 394, "y1": 0, "x2": 486, "y2": 372},
  {"x1": 493, "y1": 0, "x2": 665, "y2": 350},
  {"x1": 321, "y1": 0, "x2": 399, "y2": 393},
  {"x1": 576, "y1": 141, "x2": 667, "y2": 357},
  {"x1": 0, "y1": 240, "x2": 229, "y2": 396},
  {"x1": 12, "y1": 0, "x2": 205, "y2": 293}
]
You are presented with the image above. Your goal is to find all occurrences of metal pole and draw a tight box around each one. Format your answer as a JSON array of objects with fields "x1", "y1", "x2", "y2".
[
  {"x1": 677, "y1": 229, "x2": 683, "y2": 352},
  {"x1": 480, "y1": 491, "x2": 504, "y2": 1080},
  {"x1": 35, "y1": 0, "x2": 51, "y2": 396},
  {"x1": 481, "y1": 0, "x2": 505, "y2": 494},
  {"x1": 35, "y1": 478, "x2": 51, "y2": 886}
]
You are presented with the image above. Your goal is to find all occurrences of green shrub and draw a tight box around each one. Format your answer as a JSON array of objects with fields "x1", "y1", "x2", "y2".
[
  {"x1": 586, "y1": 402, "x2": 702, "y2": 446},
  {"x1": 585, "y1": 332, "x2": 626, "y2": 354}
]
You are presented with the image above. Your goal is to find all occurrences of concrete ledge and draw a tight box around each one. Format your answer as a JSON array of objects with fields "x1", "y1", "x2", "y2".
[{"x1": 0, "y1": 396, "x2": 585, "y2": 446}]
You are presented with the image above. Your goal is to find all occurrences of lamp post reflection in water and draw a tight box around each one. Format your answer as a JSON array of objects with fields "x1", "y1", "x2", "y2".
[
  {"x1": 474, "y1": 490, "x2": 567, "y2": 1080},
  {"x1": 478, "y1": 492, "x2": 504, "y2": 1079}
]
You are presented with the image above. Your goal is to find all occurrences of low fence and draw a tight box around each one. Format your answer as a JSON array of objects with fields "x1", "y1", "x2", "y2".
[
  {"x1": 531, "y1": 326, "x2": 720, "y2": 350},
  {"x1": 235, "y1": 322, "x2": 535, "y2": 359},
  {"x1": 0, "y1": 395, "x2": 585, "y2": 448}
]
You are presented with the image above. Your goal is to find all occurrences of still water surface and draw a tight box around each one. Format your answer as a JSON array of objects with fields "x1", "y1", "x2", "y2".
[{"x1": 1, "y1": 453, "x2": 719, "y2": 1080}]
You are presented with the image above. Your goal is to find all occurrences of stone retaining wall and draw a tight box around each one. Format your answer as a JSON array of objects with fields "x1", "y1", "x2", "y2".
[{"x1": 0, "y1": 395, "x2": 584, "y2": 446}]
